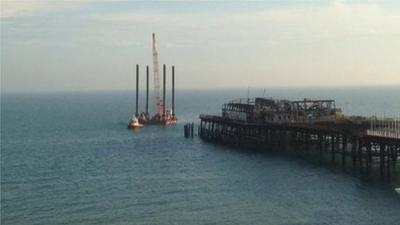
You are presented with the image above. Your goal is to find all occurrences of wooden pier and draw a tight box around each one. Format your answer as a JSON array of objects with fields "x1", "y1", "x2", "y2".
[{"x1": 198, "y1": 98, "x2": 400, "y2": 177}]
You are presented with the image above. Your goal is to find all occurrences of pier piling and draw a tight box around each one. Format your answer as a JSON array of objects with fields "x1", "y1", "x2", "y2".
[{"x1": 184, "y1": 123, "x2": 194, "y2": 138}]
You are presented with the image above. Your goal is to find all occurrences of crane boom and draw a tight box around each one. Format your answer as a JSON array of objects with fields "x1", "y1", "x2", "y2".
[{"x1": 152, "y1": 33, "x2": 162, "y2": 116}]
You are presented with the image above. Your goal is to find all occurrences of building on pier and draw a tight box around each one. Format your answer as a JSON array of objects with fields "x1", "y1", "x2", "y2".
[{"x1": 222, "y1": 97, "x2": 343, "y2": 123}]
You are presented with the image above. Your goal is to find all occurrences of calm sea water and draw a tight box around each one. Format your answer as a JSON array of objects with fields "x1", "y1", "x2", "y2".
[{"x1": 2, "y1": 87, "x2": 400, "y2": 225}]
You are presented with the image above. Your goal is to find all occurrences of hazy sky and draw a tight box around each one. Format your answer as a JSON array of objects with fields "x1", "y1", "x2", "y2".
[{"x1": 1, "y1": 0, "x2": 400, "y2": 92}]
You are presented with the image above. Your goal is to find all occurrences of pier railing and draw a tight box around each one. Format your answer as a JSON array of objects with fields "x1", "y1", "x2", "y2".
[
  {"x1": 367, "y1": 117, "x2": 400, "y2": 139},
  {"x1": 200, "y1": 114, "x2": 400, "y2": 140},
  {"x1": 228, "y1": 98, "x2": 256, "y2": 105},
  {"x1": 367, "y1": 130, "x2": 400, "y2": 139}
]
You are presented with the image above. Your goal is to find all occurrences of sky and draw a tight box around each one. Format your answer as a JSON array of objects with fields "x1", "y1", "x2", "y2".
[{"x1": 1, "y1": 0, "x2": 400, "y2": 92}]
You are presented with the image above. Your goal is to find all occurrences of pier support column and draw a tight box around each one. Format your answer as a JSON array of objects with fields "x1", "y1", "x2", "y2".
[
  {"x1": 331, "y1": 135, "x2": 336, "y2": 163},
  {"x1": 305, "y1": 132, "x2": 310, "y2": 154},
  {"x1": 211, "y1": 122, "x2": 215, "y2": 141},
  {"x1": 386, "y1": 145, "x2": 391, "y2": 178},
  {"x1": 352, "y1": 138, "x2": 357, "y2": 167},
  {"x1": 319, "y1": 134, "x2": 323, "y2": 162},
  {"x1": 358, "y1": 140, "x2": 363, "y2": 169},
  {"x1": 199, "y1": 121, "x2": 203, "y2": 137},
  {"x1": 393, "y1": 145, "x2": 398, "y2": 168},
  {"x1": 380, "y1": 144, "x2": 385, "y2": 176},
  {"x1": 342, "y1": 135, "x2": 347, "y2": 166},
  {"x1": 366, "y1": 144, "x2": 371, "y2": 173}
]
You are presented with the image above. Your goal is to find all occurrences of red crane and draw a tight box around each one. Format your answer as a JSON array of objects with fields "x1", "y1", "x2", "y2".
[{"x1": 152, "y1": 33, "x2": 163, "y2": 118}]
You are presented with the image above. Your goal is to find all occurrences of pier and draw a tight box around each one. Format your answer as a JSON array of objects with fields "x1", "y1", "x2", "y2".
[{"x1": 199, "y1": 98, "x2": 400, "y2": 176}]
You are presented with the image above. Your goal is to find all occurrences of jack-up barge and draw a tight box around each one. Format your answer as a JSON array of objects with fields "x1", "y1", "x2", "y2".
[{"x1": 128, "y1": 33, "x2": 176, "y2": 128}]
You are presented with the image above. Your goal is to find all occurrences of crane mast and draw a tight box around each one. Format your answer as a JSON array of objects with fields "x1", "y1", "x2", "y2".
[{"x1": 152, "y1": 33, "x2": 162, "y2": 116}]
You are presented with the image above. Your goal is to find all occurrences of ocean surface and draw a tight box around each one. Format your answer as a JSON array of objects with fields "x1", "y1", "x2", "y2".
[{"x1": 2, "y1": 87, "x2": 400, "y2": 225}]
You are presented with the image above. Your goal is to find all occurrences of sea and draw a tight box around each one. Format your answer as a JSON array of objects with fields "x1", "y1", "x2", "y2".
[{"x1": 2, "y1": 86, "x2": 400, "y2": 225}]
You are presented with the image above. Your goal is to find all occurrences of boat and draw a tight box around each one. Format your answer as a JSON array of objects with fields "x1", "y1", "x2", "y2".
[{"x1": 128, "y1": 116, "x2": 144, "y2": 129}]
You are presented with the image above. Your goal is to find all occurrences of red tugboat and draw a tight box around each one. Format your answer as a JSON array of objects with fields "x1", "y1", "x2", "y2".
[{"x1": 128, "y1": 33, "x2": 177, "y2": 129}]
